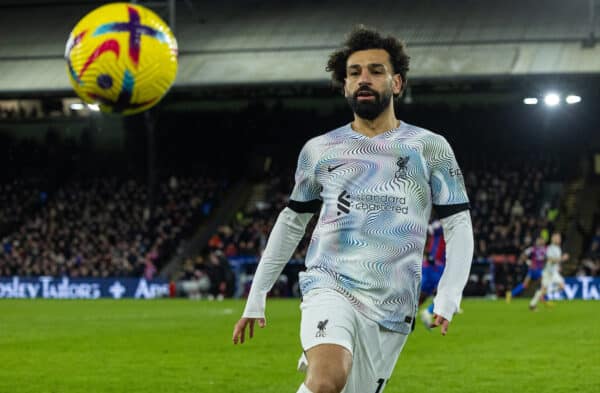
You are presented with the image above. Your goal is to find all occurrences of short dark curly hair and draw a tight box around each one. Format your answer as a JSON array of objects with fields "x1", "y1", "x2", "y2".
[{"x1": 326, "y1": 25, "x2": 410, "y2": 95}]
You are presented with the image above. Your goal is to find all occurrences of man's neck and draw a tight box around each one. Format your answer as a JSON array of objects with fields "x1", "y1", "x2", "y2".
[{"x1": 351, "y1": 108, "x2": 400, "y2": 138}]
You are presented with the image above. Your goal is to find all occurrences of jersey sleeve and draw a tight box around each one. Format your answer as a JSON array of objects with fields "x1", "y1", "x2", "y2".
[
  {"x1": 288, "y1": 138, "x2": 322, "y2": 214},
  {"x1": 427, "y1": 135, "x2": 470, "y2": 218}
]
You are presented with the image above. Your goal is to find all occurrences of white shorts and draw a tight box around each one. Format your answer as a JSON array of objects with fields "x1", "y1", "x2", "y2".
[
  {"x1": 542, "y1": 270, "x2": 564, "y2": 288},
  {"x1": 298, "y1": 288, "x2": 408, "y2": 393}
]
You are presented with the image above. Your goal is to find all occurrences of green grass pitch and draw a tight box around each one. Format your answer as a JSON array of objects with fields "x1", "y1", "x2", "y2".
[{"x1": 0, "y1": 298, "x2": 598, "y2": 393}]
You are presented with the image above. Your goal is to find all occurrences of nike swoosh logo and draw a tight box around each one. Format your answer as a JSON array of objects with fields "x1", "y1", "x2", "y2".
[{"x1": 328, "y1": 163, "x2": 346, "y2": 172}]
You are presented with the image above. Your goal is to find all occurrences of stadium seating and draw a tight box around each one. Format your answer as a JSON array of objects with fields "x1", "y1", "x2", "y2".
[{"x1": 0, "y1": 175, "x2": 221, "y2": 278}]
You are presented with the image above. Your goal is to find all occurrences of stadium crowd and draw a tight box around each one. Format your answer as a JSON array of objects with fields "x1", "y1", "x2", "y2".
[
  {"x1": 467, "y1": 156, "x2": 561, "y2": 262},
  {"x1": 0, "y1": 178, "x2": 46, "y2": 235},
  {"x1": 0, "y1": 176, "x2": 220, "y2": 278}
]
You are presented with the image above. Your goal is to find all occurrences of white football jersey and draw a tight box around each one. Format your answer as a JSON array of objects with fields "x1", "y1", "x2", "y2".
[
  {"x1": 545, "y1": 244, "x2": 562, "y2": 274},
  {"x1": 289, "y1": 122, "x2": 470, "y2": 333}
]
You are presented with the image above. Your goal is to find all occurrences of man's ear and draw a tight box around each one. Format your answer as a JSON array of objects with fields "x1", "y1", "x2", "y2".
[{"x1": 393, "y1": 74, "x2": 402, "y2": 95}]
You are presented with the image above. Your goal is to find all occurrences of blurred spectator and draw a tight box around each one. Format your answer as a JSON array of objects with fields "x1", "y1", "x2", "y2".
[
  {"x1": 177, "y1": 256, "x2": 211, "y2": 299},
  {"x1": 205, "y1": 250, "x2": 234, "y2": 300},
  {"x1": 576, "y1": 225, "x2": 600, "y2": 277}
]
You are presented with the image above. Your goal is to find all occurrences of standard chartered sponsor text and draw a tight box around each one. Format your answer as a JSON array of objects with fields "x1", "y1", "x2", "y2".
[{"x1": 353, "y1": 194, "x2": 408, "y2": 214}]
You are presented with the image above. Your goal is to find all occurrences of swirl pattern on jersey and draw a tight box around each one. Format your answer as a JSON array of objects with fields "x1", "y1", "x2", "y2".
[{"x1": 292, "y1": 122, "x2": 469, "y2": 334}]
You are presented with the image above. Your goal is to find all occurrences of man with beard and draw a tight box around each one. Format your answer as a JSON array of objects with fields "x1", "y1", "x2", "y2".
[{"x1": 233, "y1": 25, "x2": 474, "y2": 393}]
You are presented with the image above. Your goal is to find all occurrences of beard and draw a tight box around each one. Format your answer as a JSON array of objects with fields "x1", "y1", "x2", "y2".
[{"x1": 346, "y1": 86, "x2": 393, "y2": 120}]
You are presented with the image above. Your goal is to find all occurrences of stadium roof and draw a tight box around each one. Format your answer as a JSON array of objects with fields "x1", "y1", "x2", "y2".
[{"x1": 0, "y1": 0, "x2": 599, "y2": 93}]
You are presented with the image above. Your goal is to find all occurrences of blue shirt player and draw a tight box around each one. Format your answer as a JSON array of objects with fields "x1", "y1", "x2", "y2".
[
  {"x1": 419, "y1": 219, "x2": 447, "y2": 328},
  {"x1": 510, "y1": 236, "x2": 547, "y2": 298}
]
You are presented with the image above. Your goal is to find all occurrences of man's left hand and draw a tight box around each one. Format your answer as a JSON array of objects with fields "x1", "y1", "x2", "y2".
[{"x1": 431, "y1": 314, "x2": 449, "y2": 336}]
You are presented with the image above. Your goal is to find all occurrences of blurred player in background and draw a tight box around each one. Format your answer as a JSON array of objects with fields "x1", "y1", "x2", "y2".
[
  {"x1": 529, "y1": 232, "x2": 568, "y2": 311},
  {"x1": 232, "y1": 25, "x2": 474, "y2": 393},
  {"x1": 508, "y1": 236, "x2": 547, "y2": 301},
  {"x1": 419, "y1": 219, "x2": 446, "y2": 328}
]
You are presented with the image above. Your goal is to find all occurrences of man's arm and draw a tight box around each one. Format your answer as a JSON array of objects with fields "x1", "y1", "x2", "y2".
[
  {"x1": 432, "y1": 209, "x2": 474, "y2": 335},
  {"x1": 232, "y1": 207, "x2": 313, "y2": 344},
  {"x1": 242, "y1": 207, "x2": 313, "y2": 318},
  {"x1": 233, "y1": 137, "x2": 322, "y2": 344},
  {"x1": 426, "y1": 133, "x2": 473, "y2": 334}
]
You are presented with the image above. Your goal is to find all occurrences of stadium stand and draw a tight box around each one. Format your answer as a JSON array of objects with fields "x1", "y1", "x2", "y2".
[
  {"x1": 0, "y1": 175, "x2": 221, "y2": 278},
  {"x1": 0, "y1": 128, "x2": 223, "y2": 279}
]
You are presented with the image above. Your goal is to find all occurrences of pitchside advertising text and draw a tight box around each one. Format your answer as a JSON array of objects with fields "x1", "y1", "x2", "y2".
[
  {"x1": 0, "y1": 276, "x2": 598, "y2": 300},
  {"x1": 0, "y1": 277, "x2": 169, "y2": 299}
]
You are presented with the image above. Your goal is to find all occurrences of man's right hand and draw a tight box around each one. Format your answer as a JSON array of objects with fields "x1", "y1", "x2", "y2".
[{"x1": 232, "y1": 317, "x2": 266, "y2": 344}]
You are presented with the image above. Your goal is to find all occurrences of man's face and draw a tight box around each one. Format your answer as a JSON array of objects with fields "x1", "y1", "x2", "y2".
[
  {"x1": 552, "y1": 233, "x2": 561, "y2": 245},
  {"x1": 344, "y1": 49, "x2": 402, "y2": 120}
]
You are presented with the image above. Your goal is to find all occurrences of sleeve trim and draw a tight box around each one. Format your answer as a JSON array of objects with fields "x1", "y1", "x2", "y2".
[
  {"x1": 288, "y1": 199, "x2": 322, "y2": 214},
  {"x1": 433, "y1": 202, "x2": 470, "y2": 219}
]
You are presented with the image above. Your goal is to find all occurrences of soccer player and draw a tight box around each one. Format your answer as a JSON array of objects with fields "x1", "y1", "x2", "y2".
[
  {"x1": 510, "y1": 236, "x2": 547, "y2": 298},
  {"x1": 232, "y1": 26, "x2": 474, "y2": 393},
  {"x1": 419, "y1": 219, "x2": 446, "y2": 328},
  {"x1": 529, "y1": 232, "x2": 568, "y2": 310}
]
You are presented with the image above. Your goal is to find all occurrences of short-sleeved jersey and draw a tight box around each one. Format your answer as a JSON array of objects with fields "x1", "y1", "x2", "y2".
[{"x1": 290, "y1": 122, "x2": 470, "y2": 333}]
